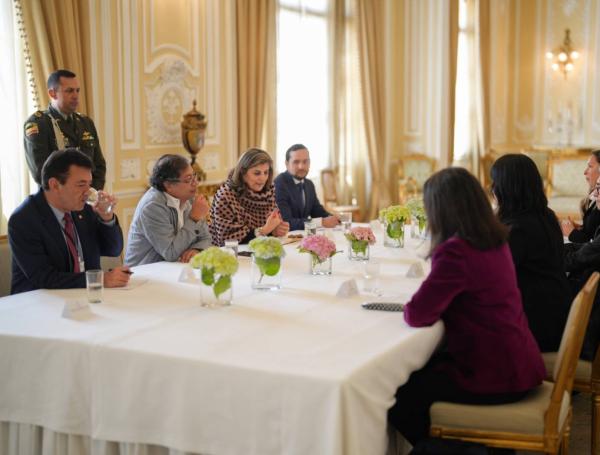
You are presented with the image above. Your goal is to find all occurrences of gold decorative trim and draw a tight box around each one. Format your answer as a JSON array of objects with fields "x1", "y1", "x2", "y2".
[{"x1": 13, "y1": 0, "x2": 40, "y2": 110}]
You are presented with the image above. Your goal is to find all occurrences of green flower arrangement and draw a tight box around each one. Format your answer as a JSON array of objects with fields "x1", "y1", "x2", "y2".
[
  {"x1": 406, "y1": 198, "x2": 427, "y2": 231},
  {"x1": 380, "y1": 205, "x2": 411, "y2": 239},
  {"x1": 248, "y1": 237, "x2": 285, "y2": 278},
  {"x1": 190, "y1": 247, "x2": 239, "y2": 298}
]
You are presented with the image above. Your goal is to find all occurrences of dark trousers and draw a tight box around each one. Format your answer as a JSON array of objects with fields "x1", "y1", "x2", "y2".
[{"x1": 387, "y1": 354, "x2": 528, "y2": 446}]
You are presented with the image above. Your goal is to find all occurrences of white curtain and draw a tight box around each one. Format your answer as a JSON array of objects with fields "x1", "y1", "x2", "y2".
[{"x1": 0, "y1": 0, "x2": 35, "y2": 235}]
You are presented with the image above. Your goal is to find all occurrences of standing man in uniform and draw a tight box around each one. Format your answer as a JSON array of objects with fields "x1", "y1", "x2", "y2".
[{"x1": 23, "y1": 69, "x2": 106, "y2": 189}]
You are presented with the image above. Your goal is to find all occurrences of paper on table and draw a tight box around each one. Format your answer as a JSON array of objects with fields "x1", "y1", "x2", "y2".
[
  {"x1": 281, "y1": 236, "x2": 303, "y2": 245},
  {"x1": 111, "y1": 277, "x2": 149, "y2": 290}
]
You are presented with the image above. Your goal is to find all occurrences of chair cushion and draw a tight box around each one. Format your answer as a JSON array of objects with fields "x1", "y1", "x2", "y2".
[
  {"x1": 430, "y1": 382, "x2": 570, "y2": 435},
  {"x1": 550, "y1": 159, "x2": 589, "y2": 197},
  {"x1": 404, "y1": 160, "x2": 434, "y2": 189},
  {"x1": 542, "y1": 352, "x2": 592, "y2": 383},
  {"x1": 548, "y1": 196, "x2": 584, "y2": 218}
]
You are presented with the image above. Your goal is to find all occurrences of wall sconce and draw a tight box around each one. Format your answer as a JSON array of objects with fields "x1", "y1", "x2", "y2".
[{"x1": 545, "y1": 28, "x2": 579, "y2": 79}]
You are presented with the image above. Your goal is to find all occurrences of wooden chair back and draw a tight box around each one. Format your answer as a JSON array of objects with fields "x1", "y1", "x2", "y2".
[
  {"x1": 320, "y1": 168, "x2": 338, "y2": 206},
  {"x1": 545, "y1": 272, "x2": 599, "y2": 437}
]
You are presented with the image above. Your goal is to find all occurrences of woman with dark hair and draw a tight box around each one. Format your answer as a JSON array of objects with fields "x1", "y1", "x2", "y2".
[
  {"x1": 210, "y1": 148, "x2": 289, "y2": 246},
  {"x1": 388, "y1": 167, "x2": 545, "y2": 446},
  {"x1": 491, "y1": 154, "x2": 572, "y2": 352},
  {"x1": 561, "y1": 149, "x2": 600, "y2": 242}
]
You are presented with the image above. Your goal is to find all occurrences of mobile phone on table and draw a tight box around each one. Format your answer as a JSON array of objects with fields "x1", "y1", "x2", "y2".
[{"x1": 237, "y1": 251, "x2": 252, "y2": 257}]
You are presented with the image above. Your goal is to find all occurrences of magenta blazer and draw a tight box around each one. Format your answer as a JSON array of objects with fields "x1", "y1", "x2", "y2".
[{"x1": 404, "y1": 237, "x2": 546, "y2": 394}]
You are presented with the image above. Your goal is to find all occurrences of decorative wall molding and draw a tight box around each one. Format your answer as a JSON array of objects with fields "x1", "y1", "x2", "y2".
[
  {"x1": 489, "y1": 0, "x2": 510, "y2": 144},
  {"x1": 512, "y1": 1, "x2": 538, "y2": 142},
  {"x1": 88, "y1": 0, "x2": 116, "y2": 190},
  {"x1": 119, "y1": 0, "x2": 141, "y2": 150},
  {"x1": 145, "y1": 59, "x2": 196, "y2": 144},
  {"x1": 142, "y1": 0, "x2": 201, "y2": 77}
]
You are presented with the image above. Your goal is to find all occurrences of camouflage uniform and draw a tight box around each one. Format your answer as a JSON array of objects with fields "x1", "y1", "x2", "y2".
[{"x1": 24, "y1": 105, "x2": 106, "y2": 189}]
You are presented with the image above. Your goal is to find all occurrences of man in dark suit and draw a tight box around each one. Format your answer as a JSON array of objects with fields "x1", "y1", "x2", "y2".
[
  {"x1": 274, "y1": 144, "x2": 339, "y2": 231},
  {"x1": 8, "y1": 149, "x2": 130, "y2": 294}
]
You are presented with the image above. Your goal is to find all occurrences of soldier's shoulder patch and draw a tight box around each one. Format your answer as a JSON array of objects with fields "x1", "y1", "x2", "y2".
[{"x1": 25, "y1": 122, "x2": 39, "y2": 137}]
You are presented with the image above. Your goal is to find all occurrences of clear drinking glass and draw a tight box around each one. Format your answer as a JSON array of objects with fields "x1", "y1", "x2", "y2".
[
  {"x1": 85, "y1": 188, "x2": 114, "y2": 213},
  {"x1": 224, "y1": 239, "x2": 239, "y2": 256},
  {"x1": 86, "y1": 269, "x2": 104, "y2": 303},
  {"x1": 363, "y1": 260, "x2": 380, "y2": 294},
  {"x1": 338, "y1": 212, "x2": 352, "y2": 232}
]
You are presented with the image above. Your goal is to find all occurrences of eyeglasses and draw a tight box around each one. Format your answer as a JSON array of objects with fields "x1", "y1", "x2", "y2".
[{"x1": 166, "y1": 175, "x2": 198, "y2": 185}]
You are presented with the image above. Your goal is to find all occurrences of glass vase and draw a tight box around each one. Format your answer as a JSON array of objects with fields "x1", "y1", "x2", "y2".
[
  {"x1": 199, "y1": 276, "x2": 233, "y2": 308},
  {"x1": 384, "y1": 220, "x2": 405, "y2": 248},
  {"x1": 251, "y1": 255, "x2": 282, "y2": 290},
  {"x1": 348, "y1": 240, "x2": 370, "y2": 261},
  {"x1": 309, "y1": 256, "x2": 333, "y2": 275},
  {"x1": 410, "y1": 216, "x2": 427, "y2": 239}
]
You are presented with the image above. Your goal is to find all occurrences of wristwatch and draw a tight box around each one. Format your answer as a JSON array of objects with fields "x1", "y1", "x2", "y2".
[{"x1": 254, "y1": 227, "x2": 264, "y2": 237}]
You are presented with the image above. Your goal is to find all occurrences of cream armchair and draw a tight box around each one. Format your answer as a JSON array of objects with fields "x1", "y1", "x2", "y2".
[
  {"x1": 547, "y1": 154, "x2": 589, "y2": 219},
  {"x1": 398, "y1": 154, "x2": 436, "y2": 203}
]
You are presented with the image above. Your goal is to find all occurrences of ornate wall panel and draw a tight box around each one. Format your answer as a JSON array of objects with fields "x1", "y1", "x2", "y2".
[
  {"x1": 87, "y1": 0, "x2": 236, "y2": 243},
  {"x1": 489, "y1": 0, "x2": 510, "y2": 145},
  {"x1": 490, "y1": 0, "x2": 599, "y2": 150}
]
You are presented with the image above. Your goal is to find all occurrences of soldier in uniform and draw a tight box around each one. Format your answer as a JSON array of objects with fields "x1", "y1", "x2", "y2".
[{"x1": 23, "y1": 69, "x2": 106, "y2": 189}]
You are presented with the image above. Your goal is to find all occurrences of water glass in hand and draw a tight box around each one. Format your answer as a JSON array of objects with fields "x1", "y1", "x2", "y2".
[{"x1": 85, "y1": 188, "x2": 114, "y2": 214}]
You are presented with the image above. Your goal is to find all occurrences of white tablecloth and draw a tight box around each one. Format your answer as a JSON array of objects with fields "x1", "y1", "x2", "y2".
[{"x1": 0, "y1": 227, "x2": 443, "y2": 455}]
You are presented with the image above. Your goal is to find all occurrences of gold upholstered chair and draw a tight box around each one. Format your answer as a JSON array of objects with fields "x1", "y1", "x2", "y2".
[
  {"x1": 429, "y1": 272, "x2": 600, "y2": 454},
  {"x1": 542, "y1": 334, "x2": 600, "y2": 454},
  {"x1": 397, "y1": 154, "x2": 436, "y2": 203},
  {"x1": 546, "y1": 153, "x2": 589, "y2": 219},
  {"x1": 522, "y1": 148, "x2": 552, "y2": 187},
  {"x1": 320, "y1": 168, "x2": 360, "y2": 221}
]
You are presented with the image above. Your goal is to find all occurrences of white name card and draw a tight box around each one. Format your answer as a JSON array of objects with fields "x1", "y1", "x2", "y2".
[
  {"x1": 178, "y1": 265, "x2": 200, "y2": 284},
  {"x1": 62, "y1": 300, "x2": 94, "y2": 320},
  {"x1": 406, "y1": 262, "x2": 425, "y2": 278},
  {"x1": 336, "y1": 279, "x2": 359, "y2": 298}
]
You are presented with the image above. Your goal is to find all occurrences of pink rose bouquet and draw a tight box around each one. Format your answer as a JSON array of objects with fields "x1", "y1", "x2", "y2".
[
  {"x1": 345, "y1": 226, "x2": 376, "y2": 257},
  {"x1": 298, "y1": 234, "x2": 338, "y2": 265}
]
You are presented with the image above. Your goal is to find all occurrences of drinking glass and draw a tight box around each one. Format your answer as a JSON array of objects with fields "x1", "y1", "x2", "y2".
[
  {"x1": 224, "y1": 239, "x2": 239, "y2": 256},
  {"x1": 339, "y1": 212, "x2": 352, "y2": 232},
  {"x1": 363, "y1": 260, "x2": 380, "y2": 294},
  {"x1": 305, "y1": 219, "x2": 317, "y2": 236},
  {"x1": 85, "y1": 188, "x2": 114, "y2": 213},
  {"x1": 86, "y1": 269, "x2": 104, "y2": 303}
]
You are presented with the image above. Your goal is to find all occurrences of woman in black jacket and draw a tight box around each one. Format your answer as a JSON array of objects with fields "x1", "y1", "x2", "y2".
[
  {"x1": 491, "y1": 154, "x2": 572, "y2": 352},
  {"x1": 564, "y1": 176, "x2": 600, "y2": 360},
  {"x1": 561, "y1": 149, "x2": 600, "y2": 242}
]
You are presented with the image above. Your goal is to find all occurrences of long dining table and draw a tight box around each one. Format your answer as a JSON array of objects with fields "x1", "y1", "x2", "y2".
[{"x1": 0, "y1": 225, "x2": 443, "y2": 455}]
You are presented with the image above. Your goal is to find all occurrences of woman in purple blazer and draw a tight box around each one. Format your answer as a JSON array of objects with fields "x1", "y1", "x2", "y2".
[{"x1": 387, "y1": 167, "x2": 545, "y2": 446}]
